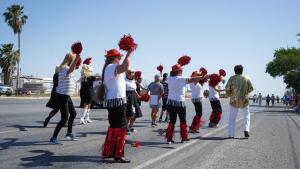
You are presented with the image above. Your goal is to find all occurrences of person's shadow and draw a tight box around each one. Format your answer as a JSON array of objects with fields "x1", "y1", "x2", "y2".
[
  {"x1": 0, "y1": 138, "x2": 49, "y2": 151},
  {"x1": 20, "y1": 150, "x2": 102, "y2": 167}
]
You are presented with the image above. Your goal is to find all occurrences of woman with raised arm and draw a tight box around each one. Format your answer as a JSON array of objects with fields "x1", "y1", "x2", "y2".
[
  {"x1": 101, "y1": 49, "x2": 133, "y2": 163},
  {"x1": 165, "y1": 56, "x2": 208, "y2": 144}
]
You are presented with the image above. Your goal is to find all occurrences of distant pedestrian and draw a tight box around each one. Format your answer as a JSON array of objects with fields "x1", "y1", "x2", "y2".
[
  {"x1": 271, "y1": 94, "x2": 275, "y2": 106},
  {"x1": 225, "y1": 65, "x2": 253, "y2": 138},
  {"x1": 258, "y1": 93, "x2": 262, "y2": 106},
  {"x1": 266, "y1": 94, "x2": 271, "y2": 106},
  {"x1": 276, "y1": 96, "x2": 280, "y2": 104}
]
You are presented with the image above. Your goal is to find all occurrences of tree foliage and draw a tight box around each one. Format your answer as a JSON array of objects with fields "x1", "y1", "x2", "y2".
[
  {"x1": 266, "y1": 36, "x2": 300, "y2": 92},
  {"x1": 0, "y1": 44, "x2": 19, "y2": 85},
  {"x1": 3, "y1": 4, "x2": 28, "y2": 34}
]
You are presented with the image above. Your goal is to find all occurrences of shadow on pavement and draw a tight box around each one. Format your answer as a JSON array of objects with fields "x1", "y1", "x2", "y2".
[
  {"x1": 8, "y1": 125, "x2": 44, "y2": 131},
  {"x1": 0, "y1": 138, "x2": 49, "y2": 151},
  {"x1": 77, "y1": 131, "x2": 107, "y2": 137},
  {"x1": 20, "y1": 150, "x2": 101, "y2": 167}
]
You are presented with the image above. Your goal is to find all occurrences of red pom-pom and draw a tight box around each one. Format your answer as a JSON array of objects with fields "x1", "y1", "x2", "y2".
[
  {"x1": 132, "y1": 141, "x2": 141, "y2": 148},
  {"x1": 118, "y1": 34, "x2": 138, "y2": 51},
  {"x1": 134, "y1": 71, "x2": 142, "y2": 80},
  {"x1": 157, "y1": 64, "x2": 164, "y2": 74},
  {"x1": 75, "y1": 57, "x2": 82, "y2": 69},
  {"x1": 83, "y1": 57, "x2": 92, "y2": 65},
  {"x1": 191, "y1": 70, "x2": 200, "y2": 77},
  {"x1": 200, "y1": 67, "x2": 208, "y2": 76},
  {"x1": 199, "y1": 78, "x2": 208, "y2": 85},
  {"x1": 219, "y1": 69, "x2": 226, "y2": 77},
  {"x1": 140, "y1": 94, "x2": 150, "y2": 102},
  {"x1": 177, "y1": 55, "x2": 191, "y2": 66},
  {"x1": 71, "y1": 42, "x2": 83, "y2": 55},
  {"x1": 209, "y1": 73, "x2": 222, "y2": 87}
]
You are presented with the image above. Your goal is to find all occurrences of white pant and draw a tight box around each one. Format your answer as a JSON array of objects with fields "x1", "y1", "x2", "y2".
[{"x1": 228, "y1": 105, "x2": 250, "y2": 137}]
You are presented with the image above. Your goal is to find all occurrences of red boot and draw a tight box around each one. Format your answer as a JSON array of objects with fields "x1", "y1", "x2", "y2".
[
  {"x1": 102, "y1": 128, "x2": 115, "y2": 158},
  {"x1": 165, "y1": 123, "x2": 175, "y2": 143},
  {"x1": 114, "y1": 128, "x2": 126, "y2": 159},
  {"x1": 180, "y1": 123, "x2": 189, "y2": 142},
  {"x1": 190, "y1": 116, "x2": 204, "y2": 133}
]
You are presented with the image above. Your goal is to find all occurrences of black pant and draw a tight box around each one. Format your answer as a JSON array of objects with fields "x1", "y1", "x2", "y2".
[
  {"x1": 210, "y1": 100, "x2": 222, "y2": 113},
  {"x1": 52, "y1": 93, "x2": 77, "y2": 139},
  {"x1": 193, "y1": 101, "x2": 202, "y2": 117},
  {"x1": 167, "y1": 105, "x2": 186, "y2": 124},
  {"x1": 47, "y1": 108, "x2": 60, "y2": 119},
  {"x1": 108, "y1": 105, "x2": 127, "y2": 128}
]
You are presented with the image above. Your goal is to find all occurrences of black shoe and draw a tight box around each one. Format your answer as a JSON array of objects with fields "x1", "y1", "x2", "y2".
[
  {"x1": 167, "y1": 139, "x2": 175, "y2": 144},
  {"x1": 244, "y1": 131, "x2": 250, "y2": 138},
  {"x1": 158, "y1": 118, "x2": 162, "y2": 123},
  {"x1": 163, "y1": 119, "x2": 169, "y2": 123},
  {"x1": 115, "y1": 157, "x2": 130, "y2": 163},
  {"x1": 43, "y1": 118, "x2": 50, "y2": 127}
]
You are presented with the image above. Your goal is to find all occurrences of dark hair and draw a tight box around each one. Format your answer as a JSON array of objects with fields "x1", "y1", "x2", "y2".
[
  {"x1": 234, "y1": 65, "x2": 243, "y2": 75},
  {"x1": 101, "y1": 57, "x2": 115, "y2": 82},
  {"x1": 163, "y1": 73, "x2": 168, "y2": 80},
  {"x1": 170, "y1": 71, "x2": 177, "y2": 77}
]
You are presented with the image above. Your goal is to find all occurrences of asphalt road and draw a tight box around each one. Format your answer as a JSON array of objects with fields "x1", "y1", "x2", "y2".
[{"x1": 0, "y1": 98, "x2": 299, "y2": 169}]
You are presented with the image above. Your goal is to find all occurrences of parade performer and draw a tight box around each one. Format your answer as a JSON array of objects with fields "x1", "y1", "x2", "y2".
[
  {"x1": 49, "y1": 42, "x2": 83, "y2": 144},
  {"x1": 134, "y1": 71, "x2": 145, "y2": 106},
  {"x1": 159, "y1": 73, "x2": 170, "y2": 123},
  {"x1": 125, "y1": 69, "x2": 142, "y2": 134},
  {"x1": 79, "y1": 57, "x2": 101, "y2": 124},
  {"x1": 189, "y1": 67, "x2": 208, "y2": 133},
  {"x1": 208, "y1": 69, "x2": 226, "y2": 128},
  {"x1": 102, "y1": 34, "x2": 137, "y2": 163},
  {"x1": 225, "y1": 65, "x2": 253, "y2": 138},
  {"x1": 147, "y1": 74, "x2": 164, "y2": 127},
  {"x1": 44, "y1": 66, "x2": 68, "y2": 127},
  {"x1": 165, "y1": 56, "x2": 208, "y2": 144}
]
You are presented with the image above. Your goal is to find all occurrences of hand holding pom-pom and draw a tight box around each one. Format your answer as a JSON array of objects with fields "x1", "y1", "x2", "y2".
[
  {"x1": 140, "y1": 93, "x2": 150, "y2": 102},
  {"x1": 200, "y1": 67, "x2": 208, "y2": 76},
  {"x1": 209, "y1": 73, "x2": 222, "y2": 87},
  {"x1": 157, "y1": 64, "x2": 164, "y2": 75},
  {"x1": 118, "y1": 34, "x2": 138, "y2": 52},
  {"x1": 177, "y1": 55, "x2": 191, "y2": 66},
  {"x1": 134, "y1": 71, "x2": 142, "y2": 80},
  {"x1": 75, "y1": 57, "x2": 82, "y2": 69},
  {"x1": 71, "y1": 42, "x2": 83, "y2": 55},
  {"x1": 219, "y1": 69, "x2": 226, "y2": 77},
  {"x1": 83, "y1": 57, "x2": 92, "y2": 65}
]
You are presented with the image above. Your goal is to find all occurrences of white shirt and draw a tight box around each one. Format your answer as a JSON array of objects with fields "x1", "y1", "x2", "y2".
[
  {"x1": 190, "y1": 83, "x2": 204, "y2": 99},
  {"x1": 104, "y1": 64, "x2": 126, "y2": 100},
  {"x1": 125, "y1": 78, "x2": 137, "y2": 91},
  {"x1": 167, "y1": 76, "x2": 188, "y2": 101},
  {"x1": 56, "y1": 66, "x2": 75, "y2": 96},
  {"x1": 209, "y1": 86, "x2": 219, "y2": 100}
]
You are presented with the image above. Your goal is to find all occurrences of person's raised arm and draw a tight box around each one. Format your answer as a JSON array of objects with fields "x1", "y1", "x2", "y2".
[
  {"x1": 116, "y1": 50, "x2": 133, "y2": 75},
  {"x1": 186, "y1": 75, "x2": 209, "y2": 84},
  {"x1": 68, "y1": 54, "x2": 80, "y2": 74}
]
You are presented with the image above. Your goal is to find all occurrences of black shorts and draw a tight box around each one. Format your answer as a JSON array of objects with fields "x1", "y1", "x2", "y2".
[{"x1": 162, "y1": 98, "x2": 168, "y2": 111}]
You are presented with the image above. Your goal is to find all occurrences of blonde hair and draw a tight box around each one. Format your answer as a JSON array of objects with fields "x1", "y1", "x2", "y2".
[
  {"x1": 81, "y1": 64, "x2": 92, "y2": 81},
  {"x1": 59, "y1": 53, "x2": 75, "y2": 68}
]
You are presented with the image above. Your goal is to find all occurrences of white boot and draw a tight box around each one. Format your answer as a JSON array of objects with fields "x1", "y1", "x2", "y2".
[
  {"x1": 86, "y1": 111, "x2": 92, "y2": 123},
  {"x1": 80, "y1": 109, "x2": 88, "y2": 125}
]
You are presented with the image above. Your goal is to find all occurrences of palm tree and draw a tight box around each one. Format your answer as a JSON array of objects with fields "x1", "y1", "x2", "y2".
[
  {"x1": 3, "y1": 4, "x2": 28, "y2": 88},
  {"x1": 0, "y1": 44, "x2": 19, "y2": 85}
]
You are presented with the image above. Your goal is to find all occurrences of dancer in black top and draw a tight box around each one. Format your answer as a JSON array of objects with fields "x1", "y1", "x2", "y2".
[{"x1": 79, "y1": 58, "x2": 101, "y2": 124}]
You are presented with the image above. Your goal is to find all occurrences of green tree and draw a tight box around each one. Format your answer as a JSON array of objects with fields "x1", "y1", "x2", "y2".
[
  {"x1": 3, "y1": 4, "x2": 28, "y2": 88},
  {"x1": 266, "y1": 38, "x2": 300, "y2": 92},
  {"x1": 0, "y1": 44, "x2": 19, "y2": 85}
]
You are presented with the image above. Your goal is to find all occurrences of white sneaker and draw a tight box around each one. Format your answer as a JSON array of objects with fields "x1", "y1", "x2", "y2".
[
  {"x1": 86, "y1": 118, "x2": 93, "y2": 123},
  {"x1": 80, "y1": 118, "x2": 86, "y2": 125}
]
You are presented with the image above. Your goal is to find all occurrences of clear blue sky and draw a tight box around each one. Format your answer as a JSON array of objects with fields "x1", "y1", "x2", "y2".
[{"x1": 1, "y1": 0, "x2": 299, "y2": 96}]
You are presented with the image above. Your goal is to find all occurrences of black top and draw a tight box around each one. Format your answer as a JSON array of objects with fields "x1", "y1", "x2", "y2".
[
  {"x1": 51, "y1": 73, "x2": 58, "y2": 95},
  {"x1": 160, "y1": 80, "x2": 169, "y2": 99},
  {"x1": 80, "y1": 76, "x2": 97, "y2": 94}
]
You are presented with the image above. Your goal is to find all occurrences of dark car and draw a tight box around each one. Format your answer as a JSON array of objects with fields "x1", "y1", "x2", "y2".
[{"x1": 15, "y1": 88, "x2": 32, "y2": 96}]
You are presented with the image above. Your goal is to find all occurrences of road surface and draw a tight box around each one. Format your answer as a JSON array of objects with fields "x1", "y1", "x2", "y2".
[{"x1": 0, "y1": 98, "x2": 299, "y2": 169}]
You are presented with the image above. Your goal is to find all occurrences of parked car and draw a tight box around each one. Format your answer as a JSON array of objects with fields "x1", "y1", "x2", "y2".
[
  {"x1": 0, "y1": 83, "x2": 13, "y2": 96},
  {"x1": 15, "y1": 88, "x2": 32, "y2": 96}
]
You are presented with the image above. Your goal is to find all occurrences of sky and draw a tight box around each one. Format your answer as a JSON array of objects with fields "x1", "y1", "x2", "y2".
[{"x1": 0, "y1": 0, "x2": 299, "y2": 96}]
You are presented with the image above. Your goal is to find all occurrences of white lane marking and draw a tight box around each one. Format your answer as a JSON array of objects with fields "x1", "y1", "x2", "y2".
[
  {"x1": 0, "y1": 129, "x2": 19, "y2": 134},
  {"x1": 132, "y1": 113, "x2": 254, "y2": 169}
]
